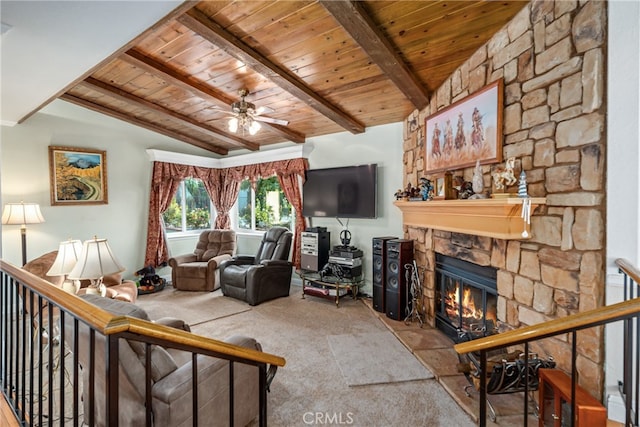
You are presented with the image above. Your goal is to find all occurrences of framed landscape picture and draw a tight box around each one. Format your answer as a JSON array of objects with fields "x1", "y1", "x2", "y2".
[
  {"x1": 425, "y1": 79, "x2": 503, "y2": 174},
  {"x1": 49, "y1": 146, "x2": 108, "y2": 205}
]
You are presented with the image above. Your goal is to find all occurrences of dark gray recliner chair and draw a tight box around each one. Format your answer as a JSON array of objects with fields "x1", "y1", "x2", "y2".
[{"x1": 219, "y1": 227, "x2": 293, "y2": 306}]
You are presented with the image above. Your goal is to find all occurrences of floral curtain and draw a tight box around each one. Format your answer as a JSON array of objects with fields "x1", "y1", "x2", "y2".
[
  {"x1": 277, "y1": 167, "x2": 307, "y2": 268},
  {"x1": 211, "y1": 168, "x2": 243, "y2": 229},
  {"x1": 144, "y1": 158, "x2": 308, "y2": 268},
  {"x1": 144, "y1": 162, "x2": 194, "y2": 267},
  {"x1": 240, "y1": 158, "x2": 308, "y2": 266}
]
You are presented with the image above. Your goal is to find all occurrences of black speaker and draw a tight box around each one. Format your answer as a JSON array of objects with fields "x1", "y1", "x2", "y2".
[
  {"x1": 385, "y1": 239, "x2": 414, "y2": 320},
  {"x1": 372, "y1": 236, "x2": 397, "y2": 313}
]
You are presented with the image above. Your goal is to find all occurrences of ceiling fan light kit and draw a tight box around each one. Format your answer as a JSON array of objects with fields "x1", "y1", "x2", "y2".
[
  {"x1": 225, "y1": 89, "x2": 284, "y2": 136},
  {"x1": 229, "y1": 89, "x2": 260, "y2": 135},
  {"x1": 228, "y1": 114, "x2": 261, "y2": 135}
]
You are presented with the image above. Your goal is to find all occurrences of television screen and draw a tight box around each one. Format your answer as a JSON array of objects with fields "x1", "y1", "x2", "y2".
[{"x1": 302, "y1": 164, "x2": 377, "y2": 218}]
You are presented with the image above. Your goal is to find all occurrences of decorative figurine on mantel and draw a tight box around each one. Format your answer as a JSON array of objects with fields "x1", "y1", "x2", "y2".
[
  {"x1": 419, "y1": 177, "x2": 434, "y2": 201},
  {"x1": 491, "y1": 157, "x2": 517, "y2": 197},
  {"x1": 469, "y1": 160, "x2": 488, "y2": 199},
  {"x1": 407, "y1": 182, "x2": 422, "y2": 200},
  {"x1": 454, "y1": 175, "x2": 475, "y2": 199},
  {"x1": 518, "y1": 170, "x2": 529, "y2": 198},
  {"x1": 395, "y1": 182, "x2": 423, "y2": 201}
]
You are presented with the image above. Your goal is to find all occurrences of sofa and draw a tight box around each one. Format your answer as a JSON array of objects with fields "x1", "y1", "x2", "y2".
[
  {"x1": 22, "y1": 251, "x2": 138, "y2": 302},
  {"x1": 66, "y1": 294, "x2": 262, "y2": 426},
  {"x1": 168, "y1": 229, "x2": 236, "y2": 291}
]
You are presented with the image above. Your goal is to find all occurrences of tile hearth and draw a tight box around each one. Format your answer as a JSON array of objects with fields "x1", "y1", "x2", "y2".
[{"x1": 363, "y1": 299, "x2": 537, "y2": 425}]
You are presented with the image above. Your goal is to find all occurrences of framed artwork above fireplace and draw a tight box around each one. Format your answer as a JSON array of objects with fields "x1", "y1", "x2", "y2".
[{"x1": 425, "y1": 79, "x2": 503, "y2": 174}]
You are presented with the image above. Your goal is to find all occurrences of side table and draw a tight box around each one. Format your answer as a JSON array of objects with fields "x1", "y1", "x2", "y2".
[{"x1": 297, "y1": 269, "x2": 362, "y2": 307}]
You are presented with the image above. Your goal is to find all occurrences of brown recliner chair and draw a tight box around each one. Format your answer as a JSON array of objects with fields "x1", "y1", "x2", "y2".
[
  {"x1": 168, "y1": 229, "x2": 236, "y2": 291},
  {"x1": 219, "y1": 227, "x2": 293, "y2": 306},
  {"x1": 22, "y1": 251, "x2": 138, "y2": 303},
  {"x1": 66, "y1": 294, "x2": 261, "y2": 427}
]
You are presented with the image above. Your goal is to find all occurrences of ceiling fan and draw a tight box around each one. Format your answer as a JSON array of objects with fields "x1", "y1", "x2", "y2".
[{"x1": 219, "y1": 89, "x2": 289, "y2": 135}]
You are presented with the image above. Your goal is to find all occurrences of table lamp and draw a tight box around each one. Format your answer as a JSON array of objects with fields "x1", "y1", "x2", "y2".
[
  {"x1": 68, "y1": 237, "x2": 125, "y2": 297},
  {"x1": 46, "y1": 239, "x2": 83, "y2": 293},
  {"x1": 1, "y1": 202, "x2": 45, "y2": 266}
]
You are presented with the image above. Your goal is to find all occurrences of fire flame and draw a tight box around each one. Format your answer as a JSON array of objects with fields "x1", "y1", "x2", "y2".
[{"x1": 444, "y1": 282, "x2": 497, "y2": 328}]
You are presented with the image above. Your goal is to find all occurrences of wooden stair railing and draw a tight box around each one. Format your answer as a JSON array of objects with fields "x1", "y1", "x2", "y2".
[
  {"x1": 0, "y1": 259, "x2": 285, "y2": 427},
  {"x1": 454, "y1": 258, "x2": 640, "y2": 427}
]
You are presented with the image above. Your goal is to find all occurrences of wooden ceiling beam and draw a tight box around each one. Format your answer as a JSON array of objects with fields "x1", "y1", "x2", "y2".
[
  {"x1": 320, "y1": 0, "x2": 429, "y2": 110},
  {"x1": 60, "y1": 94, "x2": 228, "y2": 156},
  {"x1": 177, "y1": 8, "x2": 365, "y2": 134},
  {"x1": 82, "y1": 77, "x2": 259, "y2": 151},
  {"x1": 123, "y1": 49, "x2": 306, "y2": 144},
  {"x1": 124, "y1": 49, "x2": 236, "y2": 107}
]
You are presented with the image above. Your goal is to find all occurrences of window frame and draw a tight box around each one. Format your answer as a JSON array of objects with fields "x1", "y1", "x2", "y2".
[
  {"x1": 163, "y1": 178, "x2": 215, "y2": 239},
  {"x1": 232, "y1": 176, "x2": 294, "y2": 235}
]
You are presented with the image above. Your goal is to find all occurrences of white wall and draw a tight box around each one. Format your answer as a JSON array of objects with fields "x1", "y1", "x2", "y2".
[
  {"x1": 295, "y1": 124, "x2": 405, "y2": 294},
  {"x1": 0, "y1": 99, "x2": 216, "y2": 277},
  {"x1": 1, "y1": 98, "x2": 404, "y2": 292},
  {"x1": 605, "y1": 0, "x2": 640, "y2": 420}
]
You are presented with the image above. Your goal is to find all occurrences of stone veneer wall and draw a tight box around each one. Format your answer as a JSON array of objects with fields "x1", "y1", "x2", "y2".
[{"x1": 402, "y1": 0, "x2": 606, "y2": 397}]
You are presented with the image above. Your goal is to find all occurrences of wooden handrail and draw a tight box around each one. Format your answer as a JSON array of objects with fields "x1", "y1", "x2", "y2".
[
  {"x1": 0, "y1": 260, "x2": 286, "y2": 368},
  {"x1": 126, "y1": 318, "x2": 285, "y2": 366},
  {"x1": 617, "y1": 258, "x2": 640, "y2": 285},
  {"x1": 454, "y1": 297, "x2": 640, "y2": 354}
]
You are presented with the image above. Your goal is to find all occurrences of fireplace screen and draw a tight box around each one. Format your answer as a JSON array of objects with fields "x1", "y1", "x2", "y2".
[{"x1": 435, "y1": 254, "x2": 497, "y2": 339}]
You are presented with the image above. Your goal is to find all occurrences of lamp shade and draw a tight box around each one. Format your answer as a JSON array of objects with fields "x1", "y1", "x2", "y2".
[
  {"x1": 228, "y1": 117, "x2": 238, "y2": 132},
  {"x1": 249, "y1": 120, "x2": 261, "y2": 135},
  {"x1": 1, "y1": 202, "x2": 45, "y2": 225},
  {"x1": 68, "y1": 237, "x2": 125, "y2": 280},
  {"x1": 46, "y1": 239, "x2": 83, "y2": 277}
]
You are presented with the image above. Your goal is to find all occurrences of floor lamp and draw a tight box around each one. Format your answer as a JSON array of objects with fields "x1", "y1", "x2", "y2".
[{"x1": 2, "y1": 202, "x2": 45, "y2": 266}]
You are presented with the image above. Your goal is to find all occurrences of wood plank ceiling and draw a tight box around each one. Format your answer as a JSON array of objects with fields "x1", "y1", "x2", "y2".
[{"x1": 59, "y1": 0, "x2": 527, "y2": 156}]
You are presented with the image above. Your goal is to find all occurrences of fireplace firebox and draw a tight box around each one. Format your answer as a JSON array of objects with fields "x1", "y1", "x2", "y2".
[{"x1": 435, "y1": 254, "x2": 498, "y2": 340}]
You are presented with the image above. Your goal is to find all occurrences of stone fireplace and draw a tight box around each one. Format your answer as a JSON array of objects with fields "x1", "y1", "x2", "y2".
[
  {"x1": 434, "y1": 254, "x2": 498, "y2": 341},
  {"x1": 398, "y1": 0, "x2": 607, "y2": 399}
]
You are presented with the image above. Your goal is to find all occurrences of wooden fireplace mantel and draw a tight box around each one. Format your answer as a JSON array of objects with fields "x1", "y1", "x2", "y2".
[{"x1": 394, "y1": 197, "x2": 546, "y2": 240}]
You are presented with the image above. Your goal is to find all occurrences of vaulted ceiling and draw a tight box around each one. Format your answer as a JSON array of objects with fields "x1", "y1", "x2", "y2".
[{"x1": 25, "y1": 1, "x2": 528, "y2": 156}]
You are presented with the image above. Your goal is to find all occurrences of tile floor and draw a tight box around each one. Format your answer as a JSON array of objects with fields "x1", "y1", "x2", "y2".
[{"x1": 363, "y1": 299, "x2": 538, "y2": 425}]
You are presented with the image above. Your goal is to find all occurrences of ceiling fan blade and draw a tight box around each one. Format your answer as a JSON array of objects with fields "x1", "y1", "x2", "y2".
[
  {"x1": 254, "y1": 116, "x2": 289, "y2": 126},
  {"x1": 254, "y1": 105, "x2": 275, "y2": 115},
  {"x1": 208, "y1": 105, "x2": 231, "y2": 113}
]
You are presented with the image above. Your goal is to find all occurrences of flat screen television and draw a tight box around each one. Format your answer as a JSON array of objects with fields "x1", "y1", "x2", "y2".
[{"x1": 302, "y1": 164, "x2": 377, "y2": 218}]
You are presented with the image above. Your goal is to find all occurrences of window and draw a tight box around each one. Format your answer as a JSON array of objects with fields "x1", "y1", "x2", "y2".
[
  {"x1": 163, "y1": 178, "x2": 213, "y2": 234},
  {"x1": 236, "y1": 176, "x2": 293, "y2": 232}
]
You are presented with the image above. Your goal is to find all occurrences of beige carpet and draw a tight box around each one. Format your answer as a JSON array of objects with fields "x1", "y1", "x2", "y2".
[
  {"x1": 188, "y1": 286, "x2": 475, "y2": 427},
  {"x1": 135, "y1": 286, "x2": 251, "y2": 326},
  {"x1": 328, "y1": 331, "x2": 434, "y2": 386}
]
